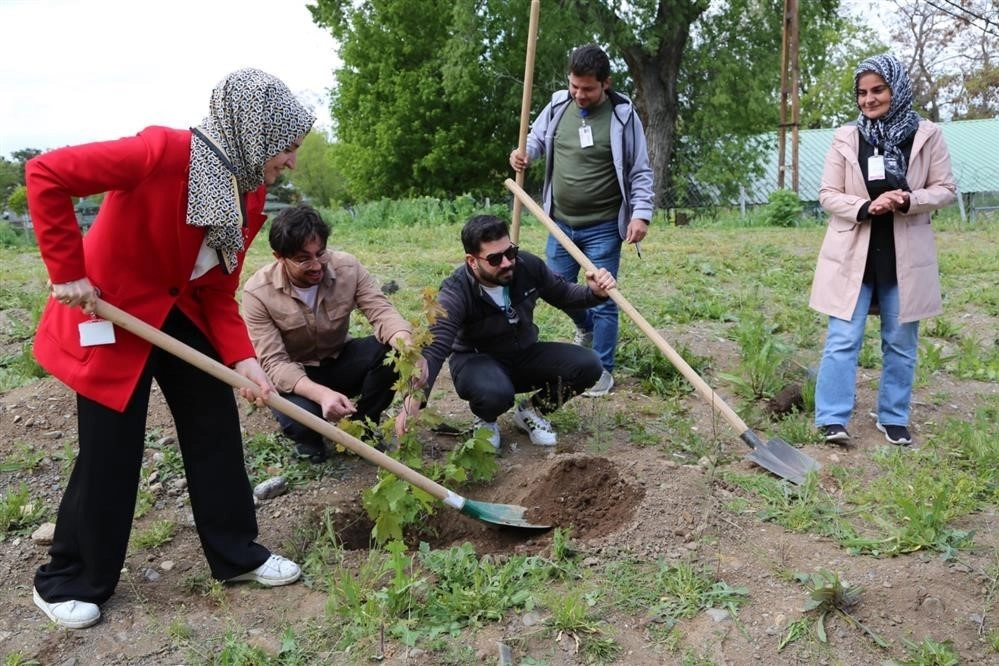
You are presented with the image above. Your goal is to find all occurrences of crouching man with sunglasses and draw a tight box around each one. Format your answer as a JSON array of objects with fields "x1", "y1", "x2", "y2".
[
  {"x1": 396, "y1": 214, "x2": 615, "y2": 450},
  {"x1": 243, "y1": 205, "x2": 425, "y2": 462}
]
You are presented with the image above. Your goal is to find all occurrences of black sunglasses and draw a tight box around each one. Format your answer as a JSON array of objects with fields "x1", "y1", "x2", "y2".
[{"x1": 476, "y1": 244, "x2": 519, "y2": 267}]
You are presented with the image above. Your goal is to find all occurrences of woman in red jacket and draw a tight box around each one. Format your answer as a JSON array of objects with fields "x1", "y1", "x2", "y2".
[{"x1": 27, "y1": 68, "x2": 314, "y2": 629}]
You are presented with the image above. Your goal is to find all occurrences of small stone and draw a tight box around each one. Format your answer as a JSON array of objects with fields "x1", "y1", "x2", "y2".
[
  {"x1": 497, "y1": 642, "x2": 514, "y2": 665},
  {"x1": 522, "y1": 611, "x2": 543, "y2": 627},
  {"x1": 157, "y1": 435, "x2": 177, "y2": 447},
  {"x1": 43, "y1": 430, "x2": 64, "y2": 439},
  {"x1": 31, "y1": 522, "x2": 56, "y2": 544},
  {"x1": 161, "y1": 560, "x2": 175, "y2": 572},
  {"x1": 254, "y1": 476, "x2": 288, "y2": 500},
  {"x1": 143, "y1": 568, "x2": 161, "y2": 582},
  {"x1": 706, "y1": 608, "x2": 730, "y2": 622},
  {"x1": 12, "y1": 414, "x2": 21, "y2": 423}
]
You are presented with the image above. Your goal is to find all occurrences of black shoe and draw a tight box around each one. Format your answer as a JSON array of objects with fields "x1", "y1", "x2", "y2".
[
  {"x1": 877, "y1": 422, "x2": 913, "y2": 446},
  {"x1": 295, "y1": 440, "x2": 328, "y2": 463},
  {"x1": 820, "y1": 424, "x2": 851, "y2": 443}
]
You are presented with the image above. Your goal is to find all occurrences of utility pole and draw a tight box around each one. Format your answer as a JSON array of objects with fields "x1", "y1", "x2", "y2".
[{"x1": 777, "y1": 0, "x2": 800, "y2": 192}]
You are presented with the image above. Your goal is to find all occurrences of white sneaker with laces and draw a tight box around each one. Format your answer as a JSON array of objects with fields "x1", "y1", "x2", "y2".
[
  {"x1": 573, "y1": 328, "x2": 593, "y2": 348},
  {"x1": 513, "y1": 402, "x2": 557, "y2": 446},
  {"x1": 33, "y1": 587, "x2": 100, "y2": 629},
  {"x1": 227, "y1": 554, "x2": 301, "y2": 586},
  {"x1": 583, "y1": 370, "x2": 614, "y2": 397},
  {"x1": 472, "y1": 417, "x2": 501, "y2": 449}
]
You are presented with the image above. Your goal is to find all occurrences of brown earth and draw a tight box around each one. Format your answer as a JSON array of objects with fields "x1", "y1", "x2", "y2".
[{"x1": 1, "y1": 352, "x2": 998, "y2": 664}]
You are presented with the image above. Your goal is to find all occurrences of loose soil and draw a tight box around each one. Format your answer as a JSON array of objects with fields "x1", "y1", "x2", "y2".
[{"x1": 1, "y1": 351, "x2": 997, "y2": 664}]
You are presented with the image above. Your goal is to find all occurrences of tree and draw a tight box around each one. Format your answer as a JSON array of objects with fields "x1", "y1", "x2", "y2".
[
  {"x1": 310, "y1": 0, "x2": 847, "y2": 207},
  {"x1": 287, "y1": 131, "x2": 352, "y2": 207},
  {"x1": 7, "y1": 185, "x2": 28, "y2": 217},
  {"x1": 0, "y1": 158, "x2": 20, "y2": 207},
  {"x1": 884, "y1": 0, "x2": 999, "y2": 120}
]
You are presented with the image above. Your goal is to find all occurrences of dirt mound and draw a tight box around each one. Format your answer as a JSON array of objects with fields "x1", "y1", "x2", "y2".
[{"x1": 522, "y1": 455, "x2": 644, "y2": 537}]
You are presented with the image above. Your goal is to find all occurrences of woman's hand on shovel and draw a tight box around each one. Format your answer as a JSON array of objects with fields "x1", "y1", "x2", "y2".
[{"x1": 233, "y1": 358, "x2": 274, "y2": 407}]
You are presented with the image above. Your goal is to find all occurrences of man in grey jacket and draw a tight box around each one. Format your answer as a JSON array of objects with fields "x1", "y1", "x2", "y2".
[
  {"x1": 395, "y1": 214, "x2": 616, "y2": 450},
  {"x1": 510, "y1": 44, "x2": 654, "y2": 397}
]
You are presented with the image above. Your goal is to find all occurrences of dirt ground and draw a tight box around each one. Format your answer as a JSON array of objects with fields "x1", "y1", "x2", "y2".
[{"x1": 1, "y1": 350, "x2": 998, "y2": 664}]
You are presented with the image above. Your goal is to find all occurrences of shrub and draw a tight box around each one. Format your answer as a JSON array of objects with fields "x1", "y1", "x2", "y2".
[{"x1": 763, "y1": 189, "x2": 803, "y2": 227}]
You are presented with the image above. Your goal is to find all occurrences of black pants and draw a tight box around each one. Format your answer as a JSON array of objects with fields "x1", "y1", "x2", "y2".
[
  {"x1": 273, "y1": 336, "x2": 397, "y2": 447},
  {"x1": 448, "y1": 341, "x2": 602, "y2": 422},
  {"x1": 34, "y1": 309, "x2": 268, "y2": 605}
]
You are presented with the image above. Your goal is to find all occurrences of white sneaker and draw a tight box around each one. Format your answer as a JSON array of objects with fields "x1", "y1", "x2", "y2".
[
  {"x1": 33, "y1": 587, "x2": 100, "y2": 629},
  {"x1": 513, "y1": 402, "x2": 557, "y2": 446},
  {"x1": 227, "y1": 554, "x2": 301, "y2": 586},
  {"x1": 472, "y1": 417, "x2": 501, "y2": 449},
  {"x1": 573, "y1": 328, "x2": 593, "y2": 348},
  {"x1": 583, "y1": 370, "x2": 614, "y2": 397}
]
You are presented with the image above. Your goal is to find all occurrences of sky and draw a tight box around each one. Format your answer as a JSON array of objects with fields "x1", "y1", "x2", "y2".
[{"x1": 0, "y1": 0, "x2": 339, "y2": 158}]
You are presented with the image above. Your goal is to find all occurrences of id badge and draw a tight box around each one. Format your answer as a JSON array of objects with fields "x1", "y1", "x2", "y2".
[
  {"x1": 578, "y1": 125, "x2": 593, "y2": 148},
  {"x1": 79, "y1": 319, "x2": 116, "y2": 347},
  {"x1": 868, "y1": 154, "x2": 886, "y2": 181}
]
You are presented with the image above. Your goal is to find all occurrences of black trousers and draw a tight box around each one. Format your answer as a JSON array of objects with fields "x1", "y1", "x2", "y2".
[
  {"x1": 34, "y1": 309, "x2": 268, "y2": 605},
  {"x1": 448, "y1": 341, "x2": 602, "y2": 422},
  {"x1": 273, "y1": 336, "x2": 397, "y2": 447}
]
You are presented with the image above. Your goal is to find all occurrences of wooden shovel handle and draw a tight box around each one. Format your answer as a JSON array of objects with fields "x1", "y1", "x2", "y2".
[
  {"x1": 503, "y1": 179, "x2": 752, "y2": 435},
  {"x1": 510, "y1": 0, "x2": 540, "y2": 245},
  {"x1": 94, "y1": 299, "x2": 463, "y2": 508}
]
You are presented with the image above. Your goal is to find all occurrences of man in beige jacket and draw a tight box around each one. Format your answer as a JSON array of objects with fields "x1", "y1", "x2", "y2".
[{"x1": 243, "y1": 205, "x2": 424, "y2": 461}]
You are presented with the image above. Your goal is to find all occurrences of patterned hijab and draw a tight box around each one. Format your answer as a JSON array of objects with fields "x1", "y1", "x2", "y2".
[
  {"x1": 187, "y1": 68, "x2": 315, "y2": 273},
  {"x1": 854, "y1": 53, "x2": 921, "y2": 186}
]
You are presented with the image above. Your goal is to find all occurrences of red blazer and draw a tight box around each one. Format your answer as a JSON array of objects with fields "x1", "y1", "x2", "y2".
[{"x1": 27, "y1": 127, "x2": 267, "y2": 412}]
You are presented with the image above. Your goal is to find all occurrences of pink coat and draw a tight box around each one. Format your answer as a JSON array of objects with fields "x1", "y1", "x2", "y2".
[{"x1": 809, "y1": 120, "x2": 956, "y2": 323}]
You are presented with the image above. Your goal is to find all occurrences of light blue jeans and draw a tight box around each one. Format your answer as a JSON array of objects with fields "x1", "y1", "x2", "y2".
[
  {"x1": 546, "y1": 218, "x2": 621, "y2": 372},
  {"x1": 815, "y1": 281, "x2": 919, "y2": 428}
]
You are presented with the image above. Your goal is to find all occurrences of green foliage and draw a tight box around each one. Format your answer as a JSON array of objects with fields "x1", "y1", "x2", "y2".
[
  {"x1": 0, "y1": 484, "x2": 46, "y2": 537},
  {"x1": 131, "y1": 520, "x2": 176, "y2": 550},
  {"x1": 787, "y1": 569, "x2": 887, "y2": 648},
  {"x1": 762, "y1": 189, "x2": 804, "y2": 227},
  {"x1": 718, "y1": 308, "x2": 793, "y2": 400},
  {"x1": 895, "y1": 636, "x2": 961, "y2": 666},
  {"x1": 287, "y1": 131, "x2": 350, "y2": 207},
  {"x1": 6, "y1": 185, "x2": 28, "y2": 217}
]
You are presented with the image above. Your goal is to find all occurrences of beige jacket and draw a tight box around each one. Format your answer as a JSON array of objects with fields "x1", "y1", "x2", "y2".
[
  {"x1": 242, "y1": 252, "x2": 411, "y2": 393},
  {"x1": 809, "y1": 120, "x2": 956, "y2": 323}
]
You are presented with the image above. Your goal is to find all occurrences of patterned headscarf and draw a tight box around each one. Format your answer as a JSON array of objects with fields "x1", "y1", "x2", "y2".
[
  {"x1": 186, "y1": 68, "x2": 315, "y2": 273},
  {"x1": 854, "y1": 53, "x2": 921, "y2": 186}
]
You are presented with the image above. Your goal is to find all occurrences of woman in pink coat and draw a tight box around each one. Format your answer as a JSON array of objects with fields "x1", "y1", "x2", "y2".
[
  {"x1": 27, "y1": 68, "x2": 314, "y2": 629},
  {"x1": 810, "y1": 53, "x2": 956, "y2": 447}
]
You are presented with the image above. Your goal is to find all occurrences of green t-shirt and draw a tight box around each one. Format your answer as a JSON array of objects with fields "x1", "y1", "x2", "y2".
[{"x1": 551, "y1": 97, "x2": 621, "y2": 226}]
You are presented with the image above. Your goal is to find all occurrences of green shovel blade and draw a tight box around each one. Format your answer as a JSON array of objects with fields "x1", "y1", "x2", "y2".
[{"x1": 459, "y1": 499, "x2": 551, "y2": 529}]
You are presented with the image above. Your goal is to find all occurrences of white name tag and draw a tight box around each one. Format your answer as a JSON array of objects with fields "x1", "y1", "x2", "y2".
[
  {"x1": 578, "y1": 125, "x2": 593, "y2": 148},
  {"x1": 79, "y1": 319, "x2": 116, "y2": 347},
  {"x1": 868, "y1": 154, "x2": 886, "y2": 181}
]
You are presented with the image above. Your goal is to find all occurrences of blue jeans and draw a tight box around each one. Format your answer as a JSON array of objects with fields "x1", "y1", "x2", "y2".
[
  {"x1": 546, "y1": 219, "x2": 621, "y2": 372},
  {"x1": 815, "y1": 281, "x2": 919, "y2": 428}
]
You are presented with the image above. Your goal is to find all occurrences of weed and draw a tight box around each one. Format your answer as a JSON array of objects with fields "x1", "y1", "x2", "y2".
[
  {"x1": 0, "y1": 442, "x2": 44, "y2": 472},
  {"x1": 3, "y1": 654, "x2": 41, "y2": 666},
  {"x1": 723, "y1": 472, "x2": 852, "y2": 539},
  {"x1": 131, "y1": 520, "x2": 176, "y2": 550},
  {"x1": 718, "y1": 308, "x2": 792, "y2": 400},
  {"x1": 916, "y1": 339, "x2": 953, "y2": 385},
  {"x1": 788, "y1": 569, "x2": 887, "y2": 648},
  {"x1": 897, "y1": 636, "x2": 960, "y2": 665},
  {"x1": 951, "y1": 335, "x2": 999, "y2": 382},
  {"x1": 923, "y1": 316, "x2": 962, "y2": 341},
  {"x1": 180, "y1": 573, "x2": 227, "y2": 608},
  {"x1": 0, "y1": 484, "x2": 45, "y2": 537}
]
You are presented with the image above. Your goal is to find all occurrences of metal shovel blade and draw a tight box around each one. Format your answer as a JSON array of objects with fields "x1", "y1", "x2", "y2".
[{"x1": 741, "y1": 431, "x2": 820, "y2": 485}]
